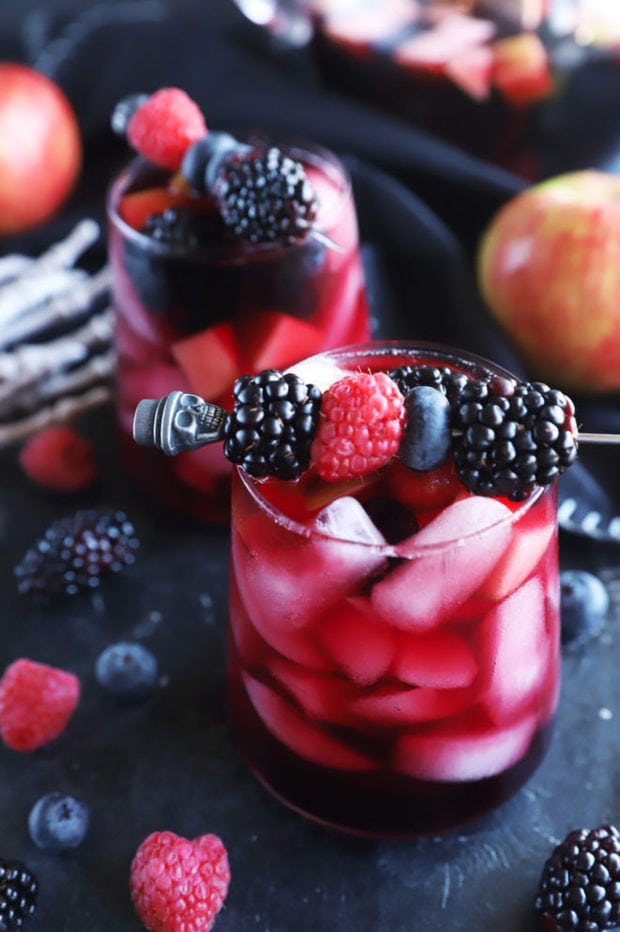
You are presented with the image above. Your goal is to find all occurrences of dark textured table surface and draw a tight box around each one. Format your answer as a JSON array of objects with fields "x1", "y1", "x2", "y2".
[{"x1": 1, "y1": 402, "x2": 619, "y2": 932}]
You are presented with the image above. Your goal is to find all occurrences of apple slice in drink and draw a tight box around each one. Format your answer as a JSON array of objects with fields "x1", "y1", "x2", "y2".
[
  {"x1": 242, "y1": 672, "x2": 376, "y2": 771},
  {"x1": 371, "y1": 497, "x2": 512, "y2": 631},
  {"x1": 268, "y1": 656, "x2": 356, "y2": 725},
  {"x1": 350, "y1": 684, "x2": 472, "y2": 726},
  {"x1": 475, "y1": 577, "x2": 548, "y2": 724},
  {"x1": 393, "y1": 712, "x2": 538, "y2": 782}
]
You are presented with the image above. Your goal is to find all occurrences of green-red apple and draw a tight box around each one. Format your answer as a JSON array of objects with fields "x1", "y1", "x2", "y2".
[
  {"x1": 478, "y1": 170, "x2": 620, "y2": 393},
  {"x1": 0, "y1": 64, "x2": 82, "y2": 236}
]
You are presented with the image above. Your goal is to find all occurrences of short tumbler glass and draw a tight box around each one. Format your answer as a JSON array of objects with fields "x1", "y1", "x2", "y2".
[
  {"x1": 227, "y1": 341, "x2": 560, "y2": 838},
  {"x1": 108, "y1": 137, "x2": 370, "y2": 524}
]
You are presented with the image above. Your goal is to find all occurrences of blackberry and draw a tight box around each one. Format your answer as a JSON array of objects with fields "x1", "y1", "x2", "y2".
[
  {"x1": 451, "y1": 378, "x2": 578, "y2": 501},
  {"x1": 223, "y1": 369, "x2": 322, "y2": 480},
  {"x1": 389, "y1": 364, "x2": 470, "y2": 406},
  {"x1": 535, "y1": 824, "x2": 620, "y2": 930},
  {"x1": 0, "y1": 859, "x2": 38, "y2": 930},
  {"x1": 141, "y1": 207, "x2": 221, "y2": 249},
  {"x1": 14, "y1": 509, "x2": 140, "y2": 598},
  {"x1": 212, "y1": 147, "x2": 318, "y2": 244}
]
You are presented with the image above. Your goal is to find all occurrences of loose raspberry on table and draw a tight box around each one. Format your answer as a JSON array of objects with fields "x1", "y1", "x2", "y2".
[
  {"x1": 130, "y1": 830, "x2": 230, "y2": 932},
  {"x1": 18, "y1": 425, "x2": 98, "y2": 493},
  {"x1": 310, "y1": 371, "x2": 405, "y2": 481},
  {"x1": 0, "y1": 658, "x2": 80, "y2": 752},
  {"x1": 127, "y1": 88, "x2": 207, "y2": 171}
]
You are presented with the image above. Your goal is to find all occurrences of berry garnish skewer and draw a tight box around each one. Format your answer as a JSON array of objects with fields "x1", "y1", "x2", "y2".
[
  {"x1": 112, "y1": 88, "x2": 340, "y2": 249},
  {"x1": 131, "y1": 364, "x2": 602, "y2": 502}
]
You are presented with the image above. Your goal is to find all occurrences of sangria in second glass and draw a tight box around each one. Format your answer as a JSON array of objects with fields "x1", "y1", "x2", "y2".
[
  {"x1": 107, "y1": 88, "x2": 370, "y2": 523},
  {"x1": 226, "y1": 341, "x2": 575, "y2": 837}
]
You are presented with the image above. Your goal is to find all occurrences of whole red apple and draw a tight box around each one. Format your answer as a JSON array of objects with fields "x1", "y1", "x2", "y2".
[
  {"x1": 0, "y1": 63, "x2": 82, "y2": 236},
  {"x1": 478, "y1": 170, "x2": 620, "y2": 393}
]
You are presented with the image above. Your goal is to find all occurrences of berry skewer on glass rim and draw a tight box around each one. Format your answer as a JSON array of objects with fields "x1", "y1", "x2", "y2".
[
  {"x1": 131, "y1": 356, "x2": 603, "y2": 504},
  {"x1": 112, "y1": 88, "x2": 338, "y2": 249}
]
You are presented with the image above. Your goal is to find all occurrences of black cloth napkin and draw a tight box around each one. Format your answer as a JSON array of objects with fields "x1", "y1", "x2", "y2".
[{"x1": 2, "y1": 0, "x2": 619, "y2": 540}]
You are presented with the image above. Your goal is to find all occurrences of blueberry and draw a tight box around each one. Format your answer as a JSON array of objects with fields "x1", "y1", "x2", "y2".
[
  {"x1": 95, "y1": 642, "x2": 158, "y2": 700},
  {"x1": 560, "y1": 570, "x2": 609, "y2": 645},
  {"x1": 28, "y1": 792, "x2": 89, "y2": 850},
  {"x1": 399, "y1": 385, "x2": 451, "y2": 472}
]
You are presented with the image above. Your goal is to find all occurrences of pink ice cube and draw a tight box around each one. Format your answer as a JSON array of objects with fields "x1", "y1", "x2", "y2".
[
  {"x1": 350, "y1": 684, "x2": 472, "y2": 726},
  {"x1": 371, "y1": 497, "x2": 512, "y2": 631},
  {"x1": 268, "y1": 657, "x2": 355, "y2": 724},
  {"x1": 315, "y1": 596, "x2": 397, "y2": 686},
  {"x1": 393, "y1": 713, "x2": 537, "y2": 782},
  {"x1": 231, "y1": 535, "x2": 333, "y2": 670},
  {"x1": 476, "y1": 578, "x2": 548, "y2": 723},
  {"x1": 242, "y1": 672, "x2": 376, "y2": 771},
  {"x1": 234, "y1": 498, "x2": 388, "y2": 635},
  {"x1": 393, "y1": 630, "x2": 478, "y2": 689}
]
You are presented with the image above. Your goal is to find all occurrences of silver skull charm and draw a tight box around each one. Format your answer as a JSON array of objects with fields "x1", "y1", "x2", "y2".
[{"x1": 133, "y1": 390, "x2": 227, "y2": 456}]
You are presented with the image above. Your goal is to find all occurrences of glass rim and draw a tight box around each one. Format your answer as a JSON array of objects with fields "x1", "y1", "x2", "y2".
[
  {"x1": 235, "y1": 339, "x2": 549, "y2": 553},
  {"x1": 106, "y1": 134, "x2": 353, "y2": 263}
]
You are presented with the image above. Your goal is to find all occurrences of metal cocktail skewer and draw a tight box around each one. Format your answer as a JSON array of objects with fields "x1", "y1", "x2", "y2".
[{"x1": 132, "y1": 390, "x2": 620, "y2": 458}]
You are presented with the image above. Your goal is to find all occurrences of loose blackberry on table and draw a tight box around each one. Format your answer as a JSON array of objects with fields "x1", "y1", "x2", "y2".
[
  {"x1": 14, "y1": 508, "x2": 139, "y2": 598},
  {"x1": 0, "y1": 858, "x2": 38, "y2": 931},
  {"x1": 535, "y1": 824, "x2": 620, "y2": 930}
]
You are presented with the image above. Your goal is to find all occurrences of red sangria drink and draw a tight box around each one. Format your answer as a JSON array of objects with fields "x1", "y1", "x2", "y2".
[
  {"x1": 108, "y1": 89, "x2": 370, "y2": 523},
  {"x1": 224, "y1": 341, "x2": 577, "y2": 837},
  {"x1": 304, "y1": 0, "x2": 620, "y2": 178}
]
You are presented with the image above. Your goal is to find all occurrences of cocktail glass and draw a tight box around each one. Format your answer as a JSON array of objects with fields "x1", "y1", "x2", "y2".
[
  {"x1": 108, "y1": 137, "x2": 370, "y2": 523},
  {"x1": 227, "y1": 341, "x2": 560, "y2": 837}
]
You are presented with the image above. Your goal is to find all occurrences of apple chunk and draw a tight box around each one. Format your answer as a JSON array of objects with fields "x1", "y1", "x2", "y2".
[{"x1": 171, "y1": 322, "x2": 241, "y2": 400}]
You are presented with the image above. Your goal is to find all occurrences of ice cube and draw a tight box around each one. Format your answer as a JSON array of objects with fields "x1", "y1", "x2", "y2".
[
  {"x1": 476, "y1": 578, "x2": 548, "y2": 723},
  {"x1": 314, "y1": 496, "x2": 389, "y2": 547},
  {"x1": 393, "y1": 630, "x2": 478, "y2": 689},
  {"x1": 243, "y1": 672, "x2": 376, "y2": 771},
  {"x1": 231, "y1": 535, "x2": 333, "y2": 670},
  {"x1": 350, "y1": 684, "x2": 472, "y2": 726},
  {"x1": 233, "y1": 499, "x2": 388, "y2": 635},
  {"x1": 287, "y1": 353, "x2": 348, "y2": 392},
  {"x1": 268, "y1": 657, "x2": 354, "y2": 724},
  {"x1": 371, "y1": 497, "x2": 512, "y2": 631},
  {"x1": 393, "y1": 713, "x2": 537, "y2": 782},
  {"x1": 315, "y1": 596, "x2": 397, "y2": 686}
]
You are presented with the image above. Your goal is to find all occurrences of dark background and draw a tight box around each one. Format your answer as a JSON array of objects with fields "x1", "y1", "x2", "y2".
[{"x1": 2, "y1": 1, "x2": 620, "y2": 929}]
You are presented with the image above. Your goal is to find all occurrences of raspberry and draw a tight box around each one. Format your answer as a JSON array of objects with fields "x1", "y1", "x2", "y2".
[
  {"x1": 0, "y1": 858, "x2": 38, "y2": 930},
  {"x1": 0, "y1": 658, "x2": 80, "y2": 752},
  {"x1": 127, "y1": 88, "x2": 207, "y2": 171},
  {"x1": 310, "y1": 372, "x2": 405, "y2": 481},
  {"x1": 535, "y1": 824, "x2": 620, "y2": 930},
  {"x1": 130, "y1": 830, "x2": 230, "y2": 932},
  {"x1": 18, "y1": 426, "x2": 98, "y2": 493}
]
